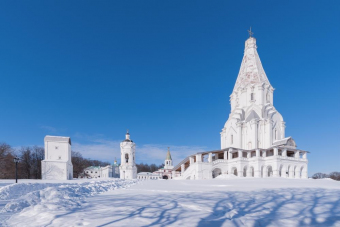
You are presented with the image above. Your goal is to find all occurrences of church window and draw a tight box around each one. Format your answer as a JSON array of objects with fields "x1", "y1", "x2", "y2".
[
  {"x1": 125, "y1": 153, "x2": 129, "y2": 163},
  {"x1": 251, "y1": 93, "x2": 255, "y2": 101},
  {"x1": 55, "y1": 146, "x2": 58, "y2": 150},
  {"x1": 266, "y1": 93, "x2": 270, "y2": 102},
  {"x1": 58, "y1": 156, "x2": 61, "y2": 160},
  {"x1": 275, "y1": 129, "x2": 278, "y2": 140}
]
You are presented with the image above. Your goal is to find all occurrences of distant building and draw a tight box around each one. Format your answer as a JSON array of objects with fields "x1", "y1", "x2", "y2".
[
  {"x1": 83, "y1": 159, "x2": 120, "y2": 179},
  {"x1": 41, "y1": 136, "x2": 73, "y2": 180},
  {"x1": 137, "y1": 172, "x2": 161, "y2": 180},
  {"x1": 137, "y1": 148, "x2": 176, "y2": 180}
]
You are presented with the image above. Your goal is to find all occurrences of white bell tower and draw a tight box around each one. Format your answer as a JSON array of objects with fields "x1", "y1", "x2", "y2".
[
  {"x1": 119, "y1": 130, "x2": 137, "y2": 179},
  {"x1": 164, "y1": 147, "x2": 173, "y2": 170}
]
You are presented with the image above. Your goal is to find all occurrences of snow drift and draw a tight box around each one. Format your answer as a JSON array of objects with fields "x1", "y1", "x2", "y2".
[{"x1": 0, "y1": 179, "x2": 137, "y2": 226}]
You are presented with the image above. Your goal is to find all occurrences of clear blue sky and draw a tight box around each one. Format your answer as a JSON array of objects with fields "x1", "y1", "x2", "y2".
[{"x1": 0, "y1": 1, "x2": 339, "y2": 175}]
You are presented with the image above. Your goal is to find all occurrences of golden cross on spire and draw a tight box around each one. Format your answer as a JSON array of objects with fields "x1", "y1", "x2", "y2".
[{"x1": 248, "y1": 27, "x2": 254, "y2": 38}]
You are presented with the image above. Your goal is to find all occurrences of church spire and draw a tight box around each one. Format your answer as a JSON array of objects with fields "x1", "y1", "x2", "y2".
[
  {"x1": 232, "y1": 32, "x2": 271, "y2": 93},
  {"x1": 165, "y1": 147, "x2": 172, "y2": 160}
]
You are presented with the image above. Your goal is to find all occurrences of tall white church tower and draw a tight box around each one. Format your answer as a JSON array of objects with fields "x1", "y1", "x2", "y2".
[
  {"x1": 221, "y1": 33, "x2": 295, "y2": 150},
  {"x1": 119, "y1": 131, "x2": 137, "y2": 179}
]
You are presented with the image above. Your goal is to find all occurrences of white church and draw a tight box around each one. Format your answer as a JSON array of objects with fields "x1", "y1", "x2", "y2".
[{"x1": 172, "y1": 34, "x2": 309, "y2": 179}]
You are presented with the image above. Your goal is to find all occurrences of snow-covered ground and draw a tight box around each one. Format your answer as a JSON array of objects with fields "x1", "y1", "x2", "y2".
[{"x1": 1, "y1": 177, "x2": 340, "y2": 227}]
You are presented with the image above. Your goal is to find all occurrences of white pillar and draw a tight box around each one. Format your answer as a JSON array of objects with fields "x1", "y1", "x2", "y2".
[
  {"x1": 252, "y1": 120, "x2": 259, "y2": 149},
  {"x1": 254, "y1": 165, "x2": 261, "y2": 178},
  {"x1": 189, "y1": 157, "x2": 194, "y2": 165},
  {"x1": 263, "y1": 167, "x2": 268, "y2": 178},
  {"x1": 294, "y1": 151, "x2": 300, "y2": 159},
  {"x1": 181, "y1": 164, "x2": 185, "y2": 175},
  {"x1": 224, "y1": 151, "x2": 228, "y2": 160},
  {"x1": 302, "y1": 166, "x2": 308, "y2": 179},
  {"x1": 196, "y1": 154, "x2": 202, "y2": 163},
  {"x1": 246, "y1": 167, "x2": 251, "y2": 177},
  {"x1": 247, "y1": 151, "x2": 251, "y2": 158},
  {"x1": 282, "y1": 149, "x2": 287, "y2": 157},
  {"x1": 256, "y1": 149, "x2": 260, "y2": 157},
  {"x1": 303, "y1": 151, "x2": 307, "y2": 159},
  {"x1": 262, "y1": 150, "x2": 267, "y2": 158},
  {"x1": 273, "y1": 163, "x2": 279, "y2": 177},
  {"x1": 238, "y1": 150, "x2": 243, "y2": 159},
  {"x1": 281, "y1": 166, "x2": 287, "y2": 178},
  {"x1": 295, "y1": 169, "x2": 300, "y2": 179},
  {"x1": 289, "y1": 168, "x2": 294, "y2": 178},
  {"x1": 274, "y1": 147, "x2": 278, "y2": 156},
  {"x1": 208, "y1": 153, "x2": 212, "y2": 163},
  {"x1": 228, "y1": 149, "x2": 233, "y2": 160},
  {"x1": 237, "y1": 122, "x2": 242, "y2": 148},
  {"x1": 281, "y1": 122, "x2": 286, "y2": 139}
]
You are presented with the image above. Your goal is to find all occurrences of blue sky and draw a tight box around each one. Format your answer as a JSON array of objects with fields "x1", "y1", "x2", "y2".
[{"x1": 0, "y1": 1, "x2": 339, "y2": 175}]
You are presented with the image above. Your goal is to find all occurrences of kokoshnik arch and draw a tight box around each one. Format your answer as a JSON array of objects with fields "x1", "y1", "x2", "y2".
[{"x1": 172, "y1": 34, "x2": 309, "y2": 180}]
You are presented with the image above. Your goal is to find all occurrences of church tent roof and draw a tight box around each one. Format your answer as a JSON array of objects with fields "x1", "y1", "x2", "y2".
[
  {"x1": 233, "y1": 37, "x2": 271, "y2": 92},
  {"x1": 165, "y1": 148, "x2": 172, "y2": 160}
]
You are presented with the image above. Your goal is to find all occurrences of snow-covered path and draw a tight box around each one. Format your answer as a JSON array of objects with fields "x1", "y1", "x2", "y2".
[{"x1": 3, "y1": 178, "x2": 339, "y2": 227}]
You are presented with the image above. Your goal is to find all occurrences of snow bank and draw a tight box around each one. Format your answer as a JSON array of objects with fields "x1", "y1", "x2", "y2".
[
  {"x1": 0, "y1": 182, "x2": 62, "y2": 200},
  {"x1": 3, "y1": 178, "x2": 340, "y2": 227},
  {"x1": 215, "y1": 174, "x2": 238, "y2": 179},
  {"x1": 1, "y1": 179, "x2": 137, "y2": 226}
]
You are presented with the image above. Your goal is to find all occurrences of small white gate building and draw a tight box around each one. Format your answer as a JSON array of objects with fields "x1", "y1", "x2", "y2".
[{"x1": 41, "y1": 136, "x2": 73, "y2": 180}]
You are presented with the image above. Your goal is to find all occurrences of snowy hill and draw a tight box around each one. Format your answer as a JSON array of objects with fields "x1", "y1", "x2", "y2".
[{"x1": 1, "y1": 178, "x2": 339, "y2": 226}]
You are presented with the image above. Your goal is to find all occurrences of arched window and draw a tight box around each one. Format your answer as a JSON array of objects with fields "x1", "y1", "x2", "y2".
[
  {"x1": 125, "y1": 153, "x2": 129, "y2": 163},
  {"x1": 251, "y1": 93, "x2": 255, "y2": 101},
  {"x1": 266, "y1": 92, "x2": 270, "y2": 102},
  {"x1": 275, "y1": 129, "x2": 278, "y2": 140}
]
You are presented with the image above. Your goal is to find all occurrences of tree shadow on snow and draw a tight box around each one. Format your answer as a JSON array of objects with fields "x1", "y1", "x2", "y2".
[{"x1": 197, "y1": 188, "x2": 340, "y2": 227}]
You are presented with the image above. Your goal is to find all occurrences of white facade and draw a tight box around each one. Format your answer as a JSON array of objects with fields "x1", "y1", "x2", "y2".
[
  {"x1": 41, "y1": 136, "x2": 73, "y2": 180},
  {"x1": 137, "y1": 172, "x2": 162, "y2": 180},
  {"x1": 83, "y1": 159, "x2": 120, "y2": 179},
  {"x1": 84, "y1": 164, "x2": 119, "y2": 178},
  {"x1": 119, "y1": 131, "x2": 137, "y2": 179},
  {"x1": 173, "y1": 35, "x2": 309, "y2": 180}
]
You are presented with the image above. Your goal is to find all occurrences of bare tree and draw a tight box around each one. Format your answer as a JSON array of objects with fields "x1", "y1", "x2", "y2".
[
  {"x1": 329, "y1": 172, "x2": 340, "y2": 181},
  {"x1": 312, "y1": 173, "x2": 328, "y2": 179},
  {"x1": 31, "y1": 146, "x2": 44, "y2": 179},
  {"x1": 136, "y1": 163, "x2": 164, "y2": 173},
  {"x1": 19, "y1": 147, "x2": 33, "y2": 179},
  {"x1": 0, "y1": 143, "x2": 15, "y2": 179},
  {"x1": 72, "y1": 151, "x2": 87, "y2": 178}
]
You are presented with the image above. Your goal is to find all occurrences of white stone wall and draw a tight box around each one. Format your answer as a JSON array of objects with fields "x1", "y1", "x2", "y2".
[{"x1": 180, "y1": 151, "x2": 308, "y2": 180}]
